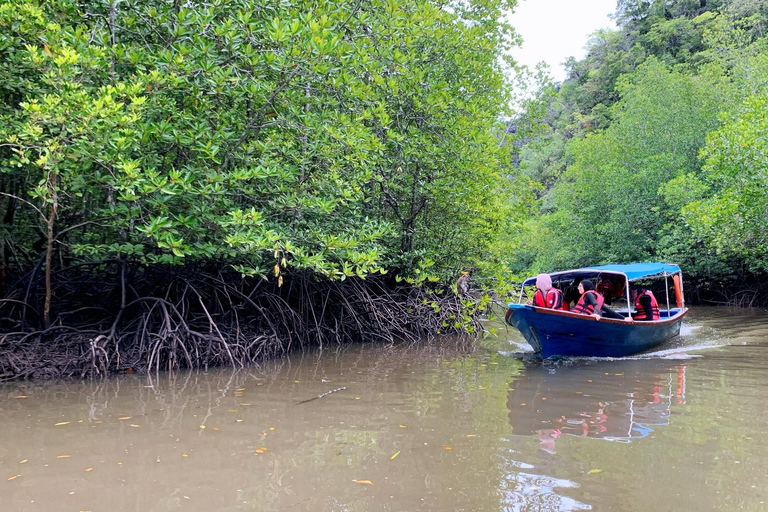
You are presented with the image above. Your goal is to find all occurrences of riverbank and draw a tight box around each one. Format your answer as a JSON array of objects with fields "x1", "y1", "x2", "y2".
[{"x1": 0, "y1": 265, "x2": 481, "y2": 381}]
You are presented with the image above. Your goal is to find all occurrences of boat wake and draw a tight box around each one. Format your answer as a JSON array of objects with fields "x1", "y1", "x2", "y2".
[
  {"x1": 499, "y1": 341, "x2": 536, "y2": 359},
  {"x1": 499, "y1": 341, "x2": 724, "y2": 362},
  {"x1": 678, "y1": 323, "x2": 702, "y2": 336},
  {"x1": 625, "y1": 342, "x2": 723, "y2": 359}
]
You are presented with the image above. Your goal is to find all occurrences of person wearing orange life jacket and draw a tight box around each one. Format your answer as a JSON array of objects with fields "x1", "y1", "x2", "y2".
[
  {"x1": 632, "y1": 287, "x2": 660, "y2": 321},
  {"x1": 596, "y1": 273, "x2": 625, "y2": 305},
  {"x1": 528, "y1": 273, "x2": 569, "y2": 311},
  {"x1": 571, "y1": 279, "x2": 604, "y2": 318},
  {"x1": 571, "y1": 279, "x2": 625, "y2": 319}
]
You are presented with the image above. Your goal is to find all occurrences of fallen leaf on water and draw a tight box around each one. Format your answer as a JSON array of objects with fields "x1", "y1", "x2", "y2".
[
  {"x1": 389, "y1": 451, "x2": 400, "y2": 461},
  {"x1": 129, "y1": 424, "x2": 141, "y2": 428},
  {"x1": 353, "y1": 480, "x2": 373, "y2": 485},
  {"x1": 255, "y1": 449, "x2": 265, "y2": 454},
  {"x1": 199, "y1": 425, "x2": 206, "y2": 430},
  {"x1": 182, "y1": 454, "x2": 189, "y2": 458},
  {"x1": 443, "y1": 446, "x2": 452, "y2": 450},
  {"x1": 213, "y1": 427, "x2": 219, "y2": 431},
  {"x1": 236, "y1": 419, "x2": 244, "y2": 423},
  {"x1": 588, "y1": 469, "x2": 603, "y2": 474},
  {"x1": 466, "y1": 434, "x2": 477, "y2": 438},
  {"x1": 269, "y1": 427, "x2": 275, "y2": 431},
  {"x1": 118, "y1": 416, "x2": 131, "y2": 420},
  {"x1": 20, "y1": 460, "x2": 28, "y2": 464},
  {"x1": 8, "y1": 475, "x2": 19, "y2": 480},
  {"x1": 85, "y1": 467, "x2": 93, "y2": 472},
  {"x1": 57, "y1": 455, "x2": 71, "y2": 459},
  {"x1": 55, "y1": 422, "x2": 71, "y2": 426},
  {"x1": 355, "y1": 397, "x2": 361, "y2": 400},
  {"x1": 399, "y1": 425, "x2": 406, "y2": 429}
]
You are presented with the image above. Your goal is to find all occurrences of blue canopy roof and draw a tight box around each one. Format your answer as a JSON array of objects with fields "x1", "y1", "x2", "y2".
[
  {"x1": 584, "y1": 263, "x2": 681, "y2": 280},
  {"x1": 521, "y1": 262, "x2": 681, "y2": 287}
]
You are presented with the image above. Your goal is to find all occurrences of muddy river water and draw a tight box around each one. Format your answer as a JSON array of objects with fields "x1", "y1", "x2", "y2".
[{"x1": 2, "y1": 307, "x2": 768, "y2": 511}]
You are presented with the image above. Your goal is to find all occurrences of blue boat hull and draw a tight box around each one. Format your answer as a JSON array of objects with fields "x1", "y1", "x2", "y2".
[{"x1": 505, "y1": 304, "x2": 687, "y2": 358}]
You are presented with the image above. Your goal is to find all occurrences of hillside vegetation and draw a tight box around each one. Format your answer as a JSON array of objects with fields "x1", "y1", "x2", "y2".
[{"x1": 512, "y1": 0, "x2": 768, "y2": 306}]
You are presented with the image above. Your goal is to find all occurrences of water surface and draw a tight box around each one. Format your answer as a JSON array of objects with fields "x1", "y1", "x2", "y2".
[{"x1": 2, "y1": 307, "x2": 767, "y2": 511}]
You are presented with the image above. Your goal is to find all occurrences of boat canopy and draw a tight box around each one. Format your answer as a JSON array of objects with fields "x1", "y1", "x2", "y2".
[{"x1": 521, "y1": 262, "x2": 681, "y2": 287}]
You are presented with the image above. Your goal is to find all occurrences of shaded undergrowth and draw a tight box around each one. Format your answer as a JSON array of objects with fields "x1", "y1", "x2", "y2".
[{"x1": 0, "y1": 263, "x2": 479, "y2": 381}]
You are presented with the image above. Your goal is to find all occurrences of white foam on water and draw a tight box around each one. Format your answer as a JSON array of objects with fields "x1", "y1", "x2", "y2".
[
  {"x1": 626, "y1": 342, "x2": 724, "y2": 360},
  {"x1": 503, "y1": 340, "x2": 535, "y2": 353},
  {"x1": 679, "y1": 324, "x2": 701, "y2": 336}
]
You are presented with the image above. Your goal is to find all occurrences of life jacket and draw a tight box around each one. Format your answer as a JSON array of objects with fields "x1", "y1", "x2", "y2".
[
  {"x1": 596, "y1": 276, "x2": 625, "y2": 300},
  {"x1": 571, "y1": 290, "x2": 604, "y2": 315},
  {"x1": 634, "y1": 290, "x2": 660, "y2": 320},
  {"x1": 533, "y1": 288, "x2": 568, "y2": 310}
]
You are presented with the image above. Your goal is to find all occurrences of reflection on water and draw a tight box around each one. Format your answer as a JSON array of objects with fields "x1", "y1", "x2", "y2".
[
  {"x1": 507, "y1": 361, "x2": 687, "y2": 448},
  {"x1": 1, "y1": 307, "x2": 768, "y2": 511}
]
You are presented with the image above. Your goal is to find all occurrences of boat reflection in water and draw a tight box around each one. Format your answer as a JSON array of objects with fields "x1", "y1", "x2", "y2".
[{"x1": 507, "y1": 360, "x2": 687, "y2": 453}]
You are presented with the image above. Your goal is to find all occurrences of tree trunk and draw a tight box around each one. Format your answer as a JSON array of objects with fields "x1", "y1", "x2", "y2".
[{"x1": 43, "y1": 173, "x2": 58, "y2": 329}]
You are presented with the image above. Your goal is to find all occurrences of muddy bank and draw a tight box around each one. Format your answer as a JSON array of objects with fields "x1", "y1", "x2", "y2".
[{"x1": 0, "y1": 264, "x2": 479, "y2": 381}]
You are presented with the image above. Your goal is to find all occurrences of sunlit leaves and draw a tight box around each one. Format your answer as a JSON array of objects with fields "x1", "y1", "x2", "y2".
[{"x1": 0, "y1": 0, "x2": 520, "y2": 301}]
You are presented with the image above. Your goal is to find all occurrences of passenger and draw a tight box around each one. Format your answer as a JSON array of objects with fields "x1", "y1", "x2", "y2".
[
  {"x1": 596, "y1": 274, "x2": 625, "y2": 305},
  {"x1": 572, "y1": 279, "x2": 625, "y2": 319},
  {"x1": 528, "y1": 273, "x2": 568, "y2": 310},
  {"x1": 632, "y1": 287, "x2": 660, "y2": 321},
  {"x1": 570, "y1": 279, "x2": 603, "y2": 318},
  {"x1": 563, "y1": 277, "x2": 583, "y2": 309}
]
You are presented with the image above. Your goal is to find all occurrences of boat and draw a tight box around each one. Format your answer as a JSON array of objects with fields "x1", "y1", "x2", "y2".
[{"x1": 505, "y1": 262, "x2": 688, "y2": 358}]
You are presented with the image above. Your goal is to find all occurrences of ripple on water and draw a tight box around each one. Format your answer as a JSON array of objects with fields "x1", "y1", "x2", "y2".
[{"x1": 499, "y1": 471, "x2": 592, "y2": 511}]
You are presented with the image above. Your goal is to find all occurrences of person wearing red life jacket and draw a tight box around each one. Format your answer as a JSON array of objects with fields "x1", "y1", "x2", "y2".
[
  {"x1": 570, "y1": 279, "x2": 604, "y2": 318},
  {"x1": 571, "y1": 279, "x2": 625, "y2": 319},
  {"x1": 528, "y1": 273, "x2": 569, "y2": 311},
  {"x1": 632, "y1": 287, "x2": 660, "y2": 320},
  {"x1": 596, "y1": 273, "x2": 625, "y2": 305}
]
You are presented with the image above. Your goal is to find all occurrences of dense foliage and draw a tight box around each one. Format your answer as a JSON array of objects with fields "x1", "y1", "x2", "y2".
[
  {"x1": 0, "y1": 2, "x2": 520, "y2": 299},
  {"x1": 0, "y1": 0, "x2": 523, "y2": 377},
  {"x1": 512, "y1": 0, "x2": 768, "y2": 305},
  {"x1": 0, "y1": 0, "x2": 520, "y2": 280}
]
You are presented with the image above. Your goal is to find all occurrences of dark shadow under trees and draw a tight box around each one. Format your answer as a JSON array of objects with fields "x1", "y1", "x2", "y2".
[{"x1": 0, "y1": 264, "x2": 479, "y2": 381}]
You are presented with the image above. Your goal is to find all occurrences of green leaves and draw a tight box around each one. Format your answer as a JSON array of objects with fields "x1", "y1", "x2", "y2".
[{"x1": 0, "y1": 0, "x2": 520, "y2": 293}]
